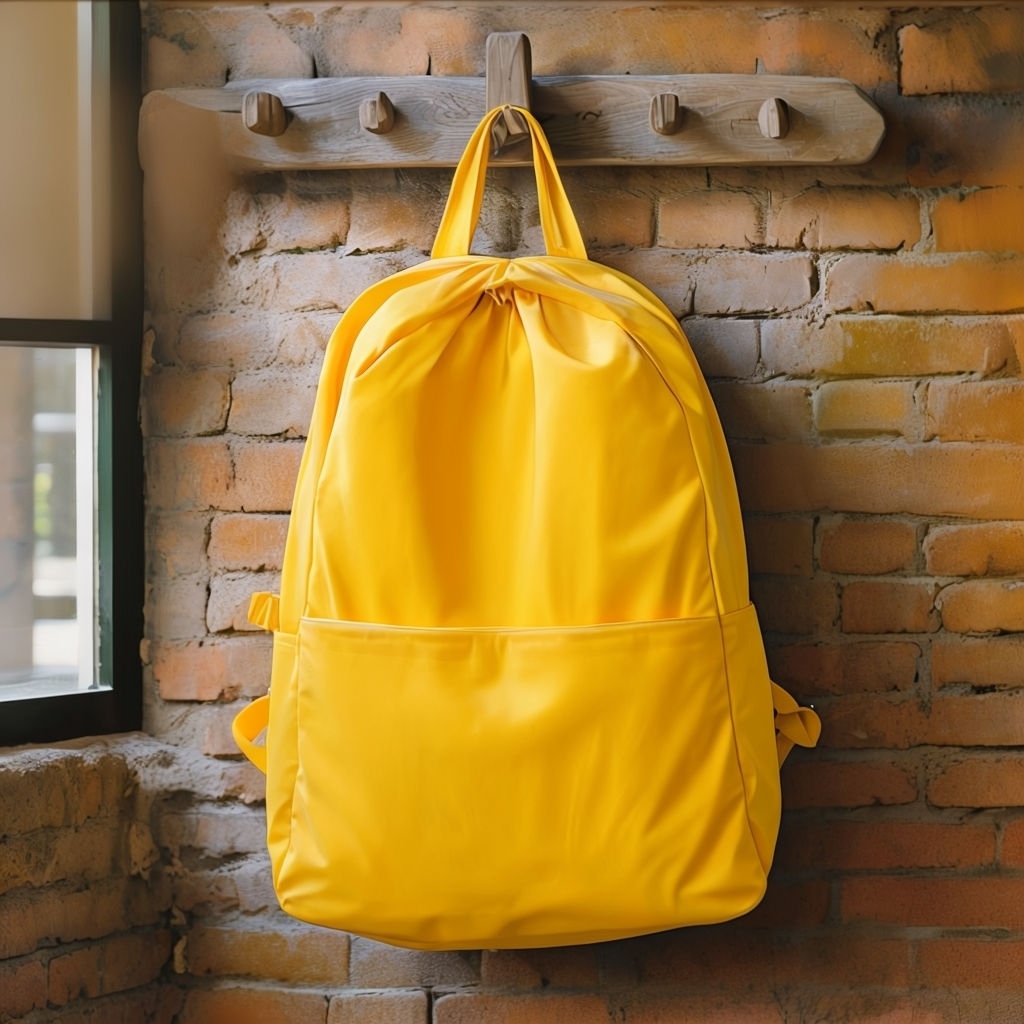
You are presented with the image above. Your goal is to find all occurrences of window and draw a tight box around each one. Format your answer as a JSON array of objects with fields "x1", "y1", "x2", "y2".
[{"x1": 0, "y1": 1, "x2": 142, "y2": 744}]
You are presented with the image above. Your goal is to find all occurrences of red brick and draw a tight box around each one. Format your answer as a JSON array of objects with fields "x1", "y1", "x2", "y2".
[
  {"x1": 777, "y1": 820, "x2": 995, "y2": 872},
  {"x1": 842, "y1": 876, "x2": 1024, "y2": 929},
  {"x1": 924, "y1": 522, "x2": 1024, "y2": 577},
  {"x1": 48, "y1": 930, "x2": 171, "y2": 1006},
  {"x1": 208, "y1": 513, "x2": 289, "y2": 571},
  {"x1": 841, "y1": 580, "x2": 939, "y2": 634},
  {"x1": 637, "y1": 928, "x2": 909, "y2": 990},
  {"x1": 822, "y1": 692, "x2": 1024, "y2": 749},
  {"x1": 188, "y1": 920, "x2": 349, "y2": 985},
  {"x1": 617, "y1": 993, "x2": 783, "y2": 1024},
  {"x1": 349, "y1": 938, "x2": 478, "y2": 988},
  {"x1": 146, "y1": 438, "x2": 233, "y2": 511},
  {"x1": 928, "y1": 756, "x2": 1024, "y2": 808},
  {"x1": 146, "y1": 574, "x2": 210, "y2": 641},
  {"x1": 150, "y1": 635, "x2": 272, "y2": 701},
  {"x1": 938, "y1": 578, "x2": 1024, "y2": 633},
  {"x1": 0, "y1": 958, "x2": 45, "y2": 1019},
  {"x1": 750, "y1": 577, "x2": 838, "y2": 636},
  {"x1": 173, "y1": 312, "x2": 282, "y2": 371},
  {"x1": 926, "y1": 380, "x2": 1024, "y2": 443},
  {"x1": 480, "y1": 947, "x2": 601, "y2": 990},
  {"x1": 327, "y1": 990, "x2": 428, "y2": 1024},
  {"x1": 742, "y1": 879, "x2": 831, "y2": 928},
  {"x1": 144, "y1": 367, "x2": 230, "y2": 437},
  {"x1": 916, "y1": 938, "x2": 1024, "y2": 991},
  {"x1": 731, "y1": 442, "x2": 1024, "y2": 520},
  {"x1": 825, "y1": 254, "x2": 1024, "y2": 314},
  {"x1": 761, "y1": 314, "x2": 1024, "y2": 378},
  {"x1": 819, "y1": 518, "x2": 918, "y2": 575},
  {"x1": 709, "y1": 380, "x2": 811, "y2": 442},
  {"x1": 434, "y1": 993, "x2": 610, "y2": 1024},
  {"x1": 813, "y1": 380, "x2": 916, "y2": 437},
  {"x1": 1003, "y1": 818, "x2": 1024, "y2": 866},
  {"x1": 178, "y1": 986, "x2": 328, "y2": 1024},
  {"x1": 932, "y1": 636, "x2": 1024, "y2": 689},
  {"x1": 899, "y1": 12, "x2": 1024, "y2": 95},
  {"x1": 52, "y1": 986, "x2": 183, "y2": 1024},
  {"x1": 571, "y1": 191, "x2": 654, "y2": 250},
  {"x1": 933, "y1": 187, "x2": 1024, "y2": 254},
  {"x1": 782, "y1": 758, "x2": 917, "y2": 809},
  {"x1": 744, "y1": 517, "x2": 813, "y2": 577},
  {"x1": 149, "y1": 511, "x2": 210, "y2": 578},
  {"x1": 658, "y1": 190, "x2": 764, "y2": 249},
  {"x1": 768, "y1": 640, "x2": 920, "y2": 695},
  {"x1": 768, "y1": 189, "x2": 920, "y2": 250}
]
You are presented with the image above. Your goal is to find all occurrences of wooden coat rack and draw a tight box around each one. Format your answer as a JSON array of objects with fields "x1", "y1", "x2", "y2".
[{"x1": 139, "y1": 31, "x2": 885, "y2": 171}]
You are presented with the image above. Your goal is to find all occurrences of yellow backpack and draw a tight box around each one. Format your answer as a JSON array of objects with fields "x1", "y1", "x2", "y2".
[{"x1": 233, "y1": 106, "x2": 820, "y2": 950}]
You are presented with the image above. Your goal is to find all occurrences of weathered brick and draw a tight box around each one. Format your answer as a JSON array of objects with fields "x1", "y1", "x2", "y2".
[
  {"x1": 228, "y1": 366, "x2": 318, "y2": 438},
  {"x1": 819, "y1": 517, "x2": 918, "y2": 575},
  {"x1": 207, "y1": 571, "x2": 280, "y2": 633},
  {"x1": 327, "y1": 990, "x2": 428, "y2": 1024},
  {"x1": 146, "y1": 438, "x2": 234, "y2": 512},
  {"x1": 761, "y1": 314, "x2": 1024, "y2": 378},
  {"x1": 148, "y1": 634, "x2": 270, "y2": 700},
  {"x1": 0, "y1": 957, "x2": 45, "y2": 1019},
  {"x1": 928, "y1": 756, "x2": 1024, "y2": 808},
  {"x1": 813, "y1": 380, "x2": 916, "y2": 437},
  {"x1": 932, "y1": 635, "x2": 1024, "y2": 689},
  {"x1": 899, "y1": 11, "x2": 1024, "y2": 95},
  {"x1": 208, "y1": 513, "x2": 290, "y2": 572},
  {"x1": 598, "y1": 250, "x2": 695, "y2": 318},
  {"x1": 709, "y1": 380, "x2": 811, "y2": 442},
  {"x1": 349, "y1": 938, "x2": 478, "y2": 988},
  {"x1": 480, "y1": 947, "x2": 601, "y2": 991},
  {"x1": 778, "y1": 820, "x2": 995, "y2": 871},
  {"x1": 742, "y1": 880, "x2": 831, "y2": 928},
  {"x1": 744, "y1": 517, "x2": 813, "y2": 577},
  {"x1": 933, "y1": 187, "x2": 1024, "y2": 254},
  {"x1": 188, "y1": 919, "x2": 349, "y2": 985},
  {"x1": 781, "y1": 759, "x2": 917, "y2": 809},
  {"x1": 434, "y1": 993, "x2": 610, "y2": 1024},
  {"x1": 148, "y1": 512, "x2": 211, "y2": 579},
  {"x1": 48, "y1": 930, "x2": 171, "y2": 1006},
  {"x1": 348, "y1": 190, "x2": 443, "y2": 253},
  {"x1": 925, "y1": 380, "x2": 1024, "y2": 443},
  {"x1": 229, "y1": 439, "x2": 304, "y2": 513},
  {"x1": 841, "y1": 580, "x2": 939, "y2": 633},
  {"x1": 842, "y1": 876, "x2": 1024, "y2": 929},
  {"x1": 174, "y1": 312, "x2": 283, "y2": 371},
  {"x1": 178, "y1": 986, "x2": 328, "y2": 1024},
  {"x1": 905, "y1": 94, "x2": 1024, "y2": 187},
  {"x1": 564, "y1": 191, "x2": 654, "y2": 250},
  {"x1": 160, "y1": 804, "x2": 266, "y2": 861},
  {"x1": 938, "y1": 578, "x2": 1024, "y2": 633},
  {"x1": 924, "y1": 522, "x2": 1024, "y2": 577},
  {"x1": 144, "y1": 367, "x2": 231, "y2": 437},
  {"x1": 768, "y1": 640, "x2": 920, "y2": 695},
  {"x1": 731, "y1": 442, "x2": 1024, "y2": 519},
  {"x1": 681, "y1": 318, "x2": 760, "y2": 379},
  {"x1": 768, "y1": 189, "x2": 920, "y2": 251},
  {"x1": 146, "y1": 574, "x2": 210, "y2": 641},
  {"x1": 658, "y1": 190, "x2": 764, "y2": 249},
  {"x1": 825, "y1": 254, "x2": 1024, "y2": 314},
  {"x1": 693, "y1": 253, "x2": 815, "y2": 314}
]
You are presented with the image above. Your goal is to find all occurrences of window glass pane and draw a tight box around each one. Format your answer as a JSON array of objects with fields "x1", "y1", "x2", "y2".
[
  {"x1": 0, "y1": 1, "x2": 111, "y2": 320},
  {"x1": 0, "y1": 345, "x2": 100, "y2": 700}
]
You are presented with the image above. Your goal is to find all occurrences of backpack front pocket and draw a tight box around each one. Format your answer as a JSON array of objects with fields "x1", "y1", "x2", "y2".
[{"x1": 277, "y1": 614, "x2": 774, "y2": 950}]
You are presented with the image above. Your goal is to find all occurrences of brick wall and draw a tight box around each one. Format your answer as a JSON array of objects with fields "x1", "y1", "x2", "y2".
[{"x1": 3, "y1": 2, "x2": 1024, "y2": 1021}]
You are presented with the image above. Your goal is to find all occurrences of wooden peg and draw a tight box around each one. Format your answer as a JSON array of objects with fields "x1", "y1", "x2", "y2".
[
  {"x1": 241, "y1": 90, "x2": 288, "y2": 137},
  {"x1": 359, "y1": 92, "x2": 395, "y2": 134},
  {"x1": 755, "y1": 57, "x2": 768, "y2": 74},
  {"x1": 758, "y1": 97, "x2": 790, "y2": 139},
  {"x1": 486, "y1": 32, "x2": 532, "y2": 153},
  {"x1": 650, "y1": 93, "x2": 684, "y2": 136}
]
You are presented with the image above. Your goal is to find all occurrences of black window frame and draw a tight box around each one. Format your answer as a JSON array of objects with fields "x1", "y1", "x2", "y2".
[{"x1": 0, "y1": 2, "x2": 143, "y2": 745}]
